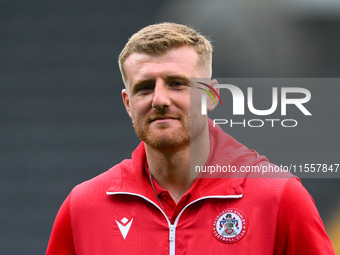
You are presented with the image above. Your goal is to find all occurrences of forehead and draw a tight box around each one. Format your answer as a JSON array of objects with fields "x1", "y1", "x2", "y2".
[{"x1": 123, "y1": 46, "x2": 200, "y2": 87}]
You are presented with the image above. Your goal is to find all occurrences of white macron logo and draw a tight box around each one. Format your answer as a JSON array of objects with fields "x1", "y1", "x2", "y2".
[{"x1": 116, "y1": 217, "x2": 133, "y2": 239}]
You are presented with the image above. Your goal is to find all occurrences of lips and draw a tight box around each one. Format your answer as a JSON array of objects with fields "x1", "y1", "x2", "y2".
[{"x1": 149, "y1": 116, "x2": 179, "y2": 123}]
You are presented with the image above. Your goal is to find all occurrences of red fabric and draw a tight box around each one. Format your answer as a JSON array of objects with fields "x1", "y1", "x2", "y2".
[
  {"x1": 46, "y1": 120, "x2": 335, "y2": 254},
  {"x1": 46, "y1": 196, "x2": 76, "y2": 255},
  {"x1": 274, "y1": 178, "x2": 335, "y2": 254},
  {"x1": 148, "y1": 172, "x2": 191, "y2": 223}
]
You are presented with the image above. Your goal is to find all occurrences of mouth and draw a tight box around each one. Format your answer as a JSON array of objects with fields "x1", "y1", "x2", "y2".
[{"x1": 149, "y1": 116, "x2": 179, "y2": 123}]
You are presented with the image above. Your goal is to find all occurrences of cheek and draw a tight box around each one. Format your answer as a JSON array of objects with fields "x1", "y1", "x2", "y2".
[
  {"x1": 129, "y1": 97, "x2": 150, "y2": 115},
  {"x1": 175, "y1": 98, "x2": 191, "y2": 117}
]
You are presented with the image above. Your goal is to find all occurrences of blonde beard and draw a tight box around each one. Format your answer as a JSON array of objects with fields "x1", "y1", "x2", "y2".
[{"x1": 132, "y1": 115, "x2": 191, "y2": 153}]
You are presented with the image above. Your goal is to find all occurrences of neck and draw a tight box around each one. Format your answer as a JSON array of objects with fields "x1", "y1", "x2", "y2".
[{"x1": 145, "y1": 126, "x2": 210, "y2": 204}]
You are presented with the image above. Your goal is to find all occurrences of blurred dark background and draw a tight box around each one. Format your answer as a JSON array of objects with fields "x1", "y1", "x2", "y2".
[{"x1": 1, "y1": 0, "x2": 340, "y2": 254}]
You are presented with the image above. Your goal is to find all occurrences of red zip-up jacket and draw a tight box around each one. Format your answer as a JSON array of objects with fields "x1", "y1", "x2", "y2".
[{"x1": 46, "y1": 121, "x2": 334, "y2": 254}]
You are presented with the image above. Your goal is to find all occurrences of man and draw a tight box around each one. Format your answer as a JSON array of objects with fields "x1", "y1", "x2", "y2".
[{"x1": 46, "y1": 22, "x2": 334, "y2": 254}]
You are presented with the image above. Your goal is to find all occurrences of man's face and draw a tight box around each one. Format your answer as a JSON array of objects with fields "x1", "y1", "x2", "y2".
[{"x1": 122, "y1": 46, "x2": 208, "y2": 152}]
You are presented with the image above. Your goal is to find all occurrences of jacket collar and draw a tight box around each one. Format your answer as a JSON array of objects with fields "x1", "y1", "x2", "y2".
[{"x1": 106, "y1": 142, "x2": 150, "y2": 196}]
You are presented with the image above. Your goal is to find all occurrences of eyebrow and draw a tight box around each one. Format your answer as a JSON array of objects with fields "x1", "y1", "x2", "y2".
[{"x1": 165, "y1": 74, "x2": 190, "y2": 81}]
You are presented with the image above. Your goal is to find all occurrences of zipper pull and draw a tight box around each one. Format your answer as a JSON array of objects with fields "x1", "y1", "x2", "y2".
[{"x1": 169, "y1": 224, "x2": 175, "y2": 242}]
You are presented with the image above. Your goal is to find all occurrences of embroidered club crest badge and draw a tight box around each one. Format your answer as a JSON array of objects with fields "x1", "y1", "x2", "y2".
[{"x1": 212, "y1": 209, "x2": 247, "y2": 243}]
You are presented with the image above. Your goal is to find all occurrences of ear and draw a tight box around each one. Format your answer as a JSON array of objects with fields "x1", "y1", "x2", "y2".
[
  {"x1": 207, "y1": 79, "x2": 220, "y2": 111},
  {"x1": 122, "y1": 89, "x2": 132, "y2": 118}
]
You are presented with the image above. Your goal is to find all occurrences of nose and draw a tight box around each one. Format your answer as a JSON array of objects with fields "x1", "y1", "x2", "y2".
[{"x1": 152, "y1": 81, "x2": 171, "y2": 110}]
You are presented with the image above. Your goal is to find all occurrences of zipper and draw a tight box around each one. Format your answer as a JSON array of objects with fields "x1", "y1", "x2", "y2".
[
  {"x1": 107, "y1": 192, "x2": 243, "y2": 255},
  {"x1": 169, "y1": 224, "x2": 175, "y2": 242},
  {"x1": 169, "y1": 224, "x2": 177, "y2": 255}
]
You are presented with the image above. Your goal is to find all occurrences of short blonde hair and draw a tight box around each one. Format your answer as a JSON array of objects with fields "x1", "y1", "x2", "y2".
[{"x1": 119, "y1": 22, "x2": 213, "y2": 82}]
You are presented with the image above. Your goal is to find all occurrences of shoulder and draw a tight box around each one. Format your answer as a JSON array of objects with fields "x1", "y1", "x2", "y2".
[
  {"x1": 278, "y1": 177, "x2": 317, "y2": 217},
  {"x1": 241, "y1": 163, "x2": 301, "y2": 208},
  {"x1": 274, "y1": 178, "x2": 335, "y2": 254},
  {"x1": 69, "y1": 161, "x2": 126, "y2": 206}
]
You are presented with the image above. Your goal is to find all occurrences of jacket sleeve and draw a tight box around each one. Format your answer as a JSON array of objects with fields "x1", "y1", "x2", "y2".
[
  {"x1": 46, "y1": 194, "x2": 76, "y2": 255},
  {"x1": 274, "y1": 178, "x2": 335, "y2": 254}
]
